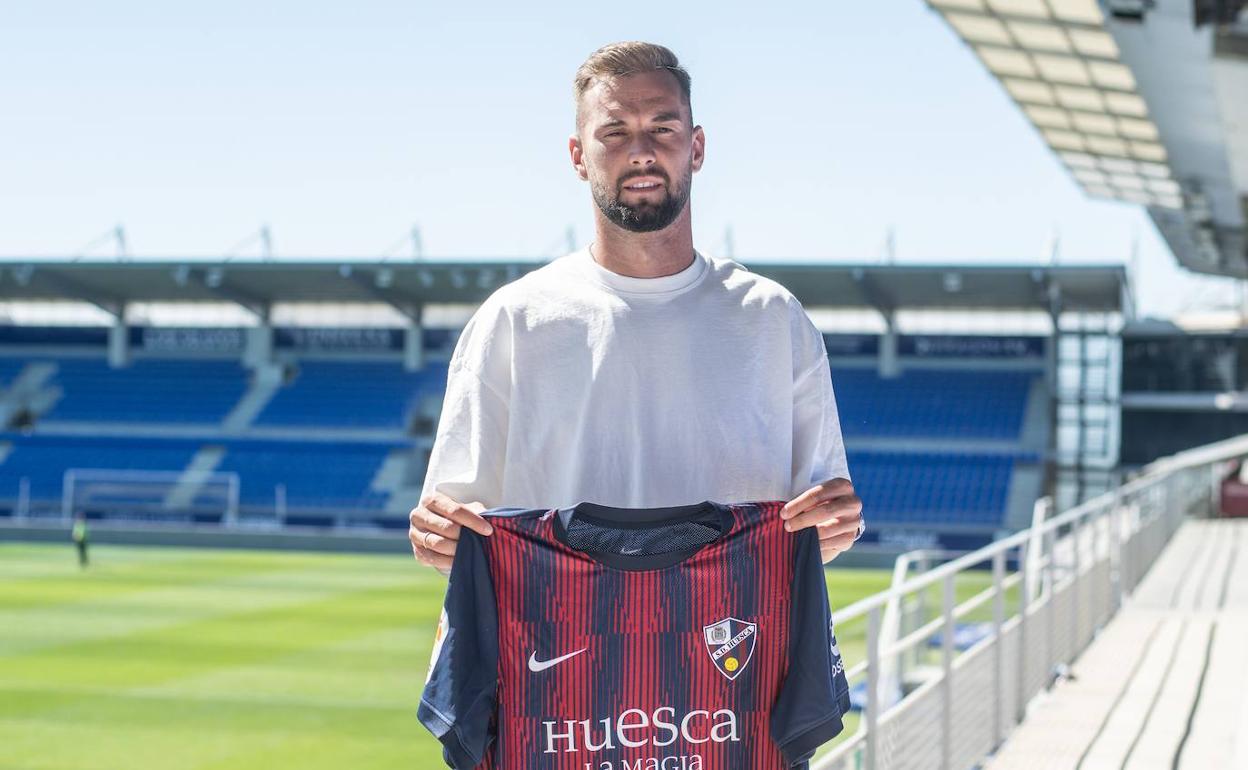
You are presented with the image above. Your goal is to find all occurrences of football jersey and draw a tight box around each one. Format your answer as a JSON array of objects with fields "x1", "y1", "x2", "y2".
[{"x1": 418, "y1": 499, "x2": 851, "y2": 770}]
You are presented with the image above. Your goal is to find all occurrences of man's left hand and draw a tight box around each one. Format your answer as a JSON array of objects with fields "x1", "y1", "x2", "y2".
[{"x1": 781, "y1": 478, "x2": 863, "y2": 564}]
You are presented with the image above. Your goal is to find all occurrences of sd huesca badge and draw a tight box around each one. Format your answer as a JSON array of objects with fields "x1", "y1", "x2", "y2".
[{"x1": 702, "y1": 617, "x2": 757, "y2": 681}]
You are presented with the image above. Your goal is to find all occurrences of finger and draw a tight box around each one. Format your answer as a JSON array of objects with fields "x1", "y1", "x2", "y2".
[
  {"x1": 785, "y1": 499, "x2": 857, "y2": 532},
  {"x1": 444, "y1": 507, "x2": 493, "y2": 537},
  {"x1": 412, "y1": 508, "x2": 463, "y2": 540},
  {"x1": 815, "y1": 513, "x2": 862, "y2": 539},
  {"x1": 413, "y1": 542, "x2": 453, "y2": 572},
  {"x1": 781, "y1": 478, "x2": 854, "y2": 519},
  {"x1": 818, "y1": 529, "x2": 858, "y2": 551},
  {"x1": 781, "y1": 485, "x2": 823, "y2": 519},
  {"x1": 421, "y1": 531, "x2": 457, "y2": 557},
  {"x1": 820, "y1": 543, "x2": 843, "y2": 563},
  {"x1": 427, "y1": 492, "x2": 494, "y2": 537}
]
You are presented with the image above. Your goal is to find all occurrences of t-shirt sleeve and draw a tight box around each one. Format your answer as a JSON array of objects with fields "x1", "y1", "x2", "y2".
[
  {"x1": 790, "y1": 313, "x2": 863, "y2": 542},
  {"x1": 771, "y1": 527, "x2": 852, "y2": 766},
  {"x1": 417, "y1": 530, "x2": 499, "y2": 769},
  {"x1": 421, "y1": 295, "x2": 513, "y2": 510}
]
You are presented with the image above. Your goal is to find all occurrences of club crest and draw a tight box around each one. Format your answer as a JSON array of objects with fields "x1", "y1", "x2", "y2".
[{"x1": 702, "y1": 617, "x2": 757, "y2": 681}]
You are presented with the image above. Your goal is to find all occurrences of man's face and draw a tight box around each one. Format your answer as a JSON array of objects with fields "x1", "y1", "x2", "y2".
[{"x1": 570, "y1": 70, "x2": 705, "y2": 233}]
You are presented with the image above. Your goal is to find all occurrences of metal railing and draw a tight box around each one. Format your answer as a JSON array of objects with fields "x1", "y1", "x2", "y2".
[{"x1": 813, "y1": 434, "x2": 1243, "y2": 770}]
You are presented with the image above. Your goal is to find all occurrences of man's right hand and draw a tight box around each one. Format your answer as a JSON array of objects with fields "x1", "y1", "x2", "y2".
[{"x1": 409, "y1": 491, "x2": 493, "y2": 576}]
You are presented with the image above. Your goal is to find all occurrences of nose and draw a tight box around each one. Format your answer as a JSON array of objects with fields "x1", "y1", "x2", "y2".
[{"x1": 628, "y1": 132, "x2": 657, "y2": 166}]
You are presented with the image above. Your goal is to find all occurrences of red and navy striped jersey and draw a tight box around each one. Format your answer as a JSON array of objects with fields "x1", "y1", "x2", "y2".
[{"x1": 418, "y1": 499, "x2": 851, "y2": 770}]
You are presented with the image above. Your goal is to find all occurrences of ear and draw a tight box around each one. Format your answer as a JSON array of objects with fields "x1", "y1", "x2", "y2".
[
  {"x1": 690, "y1": 125, "x2": 706, "y2": 173},
  {"x1": 569, "y1": 134, "x2": 589, "y2": 181}
]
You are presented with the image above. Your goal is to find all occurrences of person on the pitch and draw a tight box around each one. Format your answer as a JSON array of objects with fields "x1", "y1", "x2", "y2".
[
  {"x1": 410, "y1": 41, "x2": 864, "y2": 575},
  {"x1": 72, "y1": 513, "x2": 89, "y2": 568}
]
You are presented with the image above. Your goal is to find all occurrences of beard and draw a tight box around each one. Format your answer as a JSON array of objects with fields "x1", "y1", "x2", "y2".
[{"x1": 591, "y1": 165, "x2": 691, "y2": 233}]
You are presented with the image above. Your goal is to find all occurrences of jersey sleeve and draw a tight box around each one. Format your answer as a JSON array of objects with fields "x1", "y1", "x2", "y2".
[
  {"x1": 417, "y1": 529, "x2": 499, "y2": 769},
  {"x1": 770, "y1": 527, "x2": 852, "y2": 766}
]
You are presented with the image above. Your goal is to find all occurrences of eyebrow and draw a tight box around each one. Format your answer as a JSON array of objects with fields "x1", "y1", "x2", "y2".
[{"x1": 599, "y1": 111, "x2": 684, "y2": 129}]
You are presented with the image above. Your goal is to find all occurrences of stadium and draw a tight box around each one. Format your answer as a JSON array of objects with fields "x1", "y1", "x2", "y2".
[{"x1": 3, "y1": 1, "x2": 1248, "y2": 769}]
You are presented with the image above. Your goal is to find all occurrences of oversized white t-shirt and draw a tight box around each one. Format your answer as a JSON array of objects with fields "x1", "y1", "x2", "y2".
[{"x1": 421, "y1": 246, "x2": 857, "y2": 531}]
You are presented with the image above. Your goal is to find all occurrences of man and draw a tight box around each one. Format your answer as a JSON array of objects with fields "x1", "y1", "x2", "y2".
[
  {"x1": 409, "y1": 41, "x2": 863, "y2": 576},
  {"x1": 72, "y1": 513, "x2": 89, "y2": 568}
]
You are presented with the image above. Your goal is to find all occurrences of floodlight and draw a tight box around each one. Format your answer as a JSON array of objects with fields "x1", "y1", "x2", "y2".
[
  {"x1": 946, "y1": 13, "x2": 1012, "y2": 44},
  {"x1": 1071, "y1": 111, "x2": 1116, "y2": 135},
  {"x1": 1130, "y1": 141, "x2": 1167, "y2": 161},
  {"x1": 1104, "y1": 92, "x2": 1148, "y2": 116},
  {"x1": 1086, "y1": 135, "x2": 1129, "y2": 156},
  {"x1": 987, "y1": 0, "x2": 1050, "y2": 18},
  {"x1": 1067, "y1": 29, "x2": 1119, "y2": 58},
  {"x1": 1046, "y1": 0, "x2": 1104, "y2": 24},
  {"x1": 1054, "y1": 85, "x2": 1105, "y2": 111},
  {"x1": 1058, "y1": 151, "x2": 1097, "y2": 168},
  {"x1": 1004, "y1": 78, "x2": 1057, "y2": 104},
  {"x1": 1007, "y1": 20, "x2": 1071, "y2": 52},
  {"x1": 978, "y1": 46, "x2": 1038, "y2": 77},
  {"x1": 1034, "y1": 54, "x2": 1092, "y2": 85},
  {"x1": 1025, "y1": 104, "x2": 1072, "y2": 128},
  {"x1": 1089, "y1": 61, "x2": 1136, "y2": 91},
  {"x1": 1115, "y1": 117, "x2": 1158, "y2": 140},
  {"x1": 1043, "y1": 128, "x2": 1086, "y2": 149}
]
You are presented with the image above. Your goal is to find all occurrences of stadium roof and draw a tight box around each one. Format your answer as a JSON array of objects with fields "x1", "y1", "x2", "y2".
[
  {"x1": 924, "y1": 0, "x2": 1248, "y2": 278},
  {"x1": 0, "y1": 259, "x2": 1130, "y2": 317}
]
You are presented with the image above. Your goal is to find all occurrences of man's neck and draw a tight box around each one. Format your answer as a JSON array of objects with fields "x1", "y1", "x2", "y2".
[{"x1": 588, "y1": 210, "x2": 696, "y2": 279}]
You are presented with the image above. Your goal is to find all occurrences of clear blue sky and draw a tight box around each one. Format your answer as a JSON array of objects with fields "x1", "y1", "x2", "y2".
[{"x1": 0, "y1": 0, "x2": 1236, "y2": 319}]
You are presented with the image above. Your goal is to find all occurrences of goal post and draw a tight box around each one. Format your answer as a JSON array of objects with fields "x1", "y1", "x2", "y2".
[{"x1": 62, "y1": 468, "x2": 240, "y2": 525}]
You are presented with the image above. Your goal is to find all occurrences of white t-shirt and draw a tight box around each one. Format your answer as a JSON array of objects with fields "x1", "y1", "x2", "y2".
[{"x1": 421, "y1": 246, "x2": 857, "y2": 532}]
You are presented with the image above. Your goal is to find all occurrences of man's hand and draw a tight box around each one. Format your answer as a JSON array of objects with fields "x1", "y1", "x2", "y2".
[
  {"x1": 409, "y1": 491, "x2": 493, "y2": 576},
  {"x1": 780, "y1": 478, "x2": 863, "y2": 564}
]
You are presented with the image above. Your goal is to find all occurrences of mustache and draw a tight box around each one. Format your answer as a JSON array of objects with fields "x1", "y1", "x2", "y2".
[{"x1": 617, "y1": 170, "x2": 670, "y2": 188}]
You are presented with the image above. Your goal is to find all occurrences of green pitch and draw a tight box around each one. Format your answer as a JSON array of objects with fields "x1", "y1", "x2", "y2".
[{"x1": 0, "y1": 542, "x2": 997, "y2": 769}]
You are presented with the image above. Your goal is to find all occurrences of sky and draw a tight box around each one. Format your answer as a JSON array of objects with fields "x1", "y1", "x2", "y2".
[{"x1": 0, "y1": 0, "x2": 1240, "y2": 320}]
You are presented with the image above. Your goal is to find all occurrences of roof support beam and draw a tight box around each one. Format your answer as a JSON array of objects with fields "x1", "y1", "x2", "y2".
[
  {"x1": 339, "y1": 266, "x2": 422, "y2": 321},
  {"x1": 26, "y1": 266, "x2": 125, "y2": 318},
  {"x1": 852, "y1": 268, "x2": 897, "y2": 318},
  {"x1": 191, "y1": 267, "x2": 270, "y2": 320}
]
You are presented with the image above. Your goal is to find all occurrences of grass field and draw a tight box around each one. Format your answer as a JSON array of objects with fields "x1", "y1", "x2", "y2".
[{"x1": 0, "y1": 542, "x2": 1003, "y2": 769}]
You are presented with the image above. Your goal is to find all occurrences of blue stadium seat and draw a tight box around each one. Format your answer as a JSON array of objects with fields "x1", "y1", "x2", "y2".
[
  {"x1": 845, "y1": 450, "x2": 1027, "y2": 526},
  {"x1": 0, "y1": 434, "x2": 201, "y2": 501},
  {"x1": 832, "y1": 368, "x2": 1037, "y2": 440},
  {"x1": 41, "y1": 357, "x2": 247, "y2": 424},
  {"x1": 213, "y1": 440, "x2": 394, "y2": 511},
  {"x1": 255, "y1": 360, "x2": 448, "y2": 430},
  {"x1": 0, "y1": 357, "x2": 28, "y2": 389},
  {"x1": 0, "y1": 434, "x2": 401, "y2": 516}
]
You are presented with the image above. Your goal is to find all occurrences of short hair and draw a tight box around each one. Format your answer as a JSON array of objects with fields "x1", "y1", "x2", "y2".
[{"x1": 573, "y1": 41, "x2": 692, "y2": 130}]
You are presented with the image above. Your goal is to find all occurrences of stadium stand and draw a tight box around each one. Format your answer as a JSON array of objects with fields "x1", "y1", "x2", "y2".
[
  {"x1": 824, "y1": 343, "x2": 1048, "y2": 544},
  {"x1": 833, "y1": 368, "x2": 1036, "y2": 440},
  {"x1": 0, "y1": 357, "x2": 26, "y2": 388},
  {"x1": 0, "y1": 341, "x2": 440, "y2": 525},
  {"x1": 844, "y1": 451, "x2": 1026, "y2": 526},
  {"x1": 0, "y1": 260, "x2": 1124, "y2": 555},
  {"x1": 37, "y1": 357, "x2": 248, "y2": 424},
  {"x1": 0, "y1": 329, "x2": 1049, "y2": 544},
  {"x1": 254, "y1": 359, "x2": 448, "y2": 430},
  {"x1": 214, "y1": 439, "x2": 397, "y2": 512},
  {"x1": 0, "y1": 434, "x2": 201, "y2": 501}
]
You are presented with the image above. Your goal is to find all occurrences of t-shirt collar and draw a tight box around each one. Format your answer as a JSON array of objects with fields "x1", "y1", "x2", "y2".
[{"x1": 575, "y1": 244, "x2": 708, "y2": 297}]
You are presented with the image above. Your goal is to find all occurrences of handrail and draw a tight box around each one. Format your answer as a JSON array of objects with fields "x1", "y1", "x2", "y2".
[
  {"x1": 814, "y1": 432, "x2": 1239, "y2": 770},
  {"x1": 830, "y1": 435, "x2": 1235, "y2": 625}
]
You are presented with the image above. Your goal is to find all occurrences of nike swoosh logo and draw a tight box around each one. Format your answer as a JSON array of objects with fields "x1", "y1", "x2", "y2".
[{"x1": 528, "y1": 648, "x2": 587, "y2": 672}]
